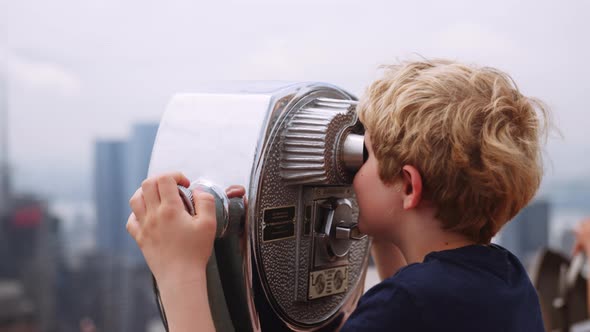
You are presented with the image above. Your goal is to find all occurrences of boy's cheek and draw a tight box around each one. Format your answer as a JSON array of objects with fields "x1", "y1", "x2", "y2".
[
  {"x1": 357, "y1": 210, "x2": 373, "y2": 235},
  {"x1": 357, "y1": 217, "x2": 369, "y2": 235}
]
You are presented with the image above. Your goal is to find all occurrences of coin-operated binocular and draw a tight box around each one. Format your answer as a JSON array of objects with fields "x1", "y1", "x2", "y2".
[
  {"x1": 148, "y1": 82, "x2": 370, "y2": 331},
  {"x1": 529, "y1": 250, "x2": 588, "y2": 331}
]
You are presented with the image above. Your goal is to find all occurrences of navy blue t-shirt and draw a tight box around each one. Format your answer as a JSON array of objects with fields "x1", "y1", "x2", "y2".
[{"x1": 342, "y1": 244, "x2": 544, "y2": 331}]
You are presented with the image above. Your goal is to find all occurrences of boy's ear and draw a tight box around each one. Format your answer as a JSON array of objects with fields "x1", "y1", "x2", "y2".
[{"x1": 401, "y1": 165, "x2": 423, "y2": 210}]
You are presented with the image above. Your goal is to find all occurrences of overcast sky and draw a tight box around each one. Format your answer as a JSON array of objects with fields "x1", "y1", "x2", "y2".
[{"x1": 1, "y1": 0, "x2": 589, "y2": 199}]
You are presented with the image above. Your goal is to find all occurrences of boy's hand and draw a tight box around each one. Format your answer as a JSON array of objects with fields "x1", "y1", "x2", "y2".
[
  {"x1": 126, "y1": 172, "x2": 217, "y2": 288},
  {"x1": 573, "y1": 218, "x2": 590, "y2": 256},
  {"x1": 225, "y1": 184, "x2": 247, "y2": 201}
]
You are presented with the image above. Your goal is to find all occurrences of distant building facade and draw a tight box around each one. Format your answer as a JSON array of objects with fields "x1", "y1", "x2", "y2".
[
  {"x1": 0, "y1": 195, "x2": 61, "y2": 331},
  {"x1": 95, "y1": 123, "x2": 159, "y2": 259},
  {"x1": 93, "y1": 122, "x2": 160, "y2": 332},
  {"x1": 95, "y1": 141, "x2": 126, "y2": 253}
]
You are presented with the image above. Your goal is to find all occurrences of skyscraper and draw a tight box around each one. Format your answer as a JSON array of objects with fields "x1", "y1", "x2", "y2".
[
  {"x1": 94, "y1": 123, "x2": 159, "y2": 256},
  {"x1": 93, "y1": 122, "x2": 159, "y2": 332},
  {"x1": 95, "y1": 140, "x2": 126, "y2": 253}
]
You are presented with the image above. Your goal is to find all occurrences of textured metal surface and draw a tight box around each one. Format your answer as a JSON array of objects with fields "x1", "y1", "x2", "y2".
[
  {"x1": 528, "y1": 249, "x2": 588, "y2": 331},
  {"x1": 280, "y1": 98, "x2": 359, "y2": 186},
  {"x1": 257, "y1": 150, "x2": 369, "y2": 326},
  {"x1": 254, "y1": 88, "x2": 370, "y2": 328}
]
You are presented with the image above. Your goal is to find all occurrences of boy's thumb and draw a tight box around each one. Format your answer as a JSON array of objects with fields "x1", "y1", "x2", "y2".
[{"x1": 192, "y1": 191, "x2": 218, "y2": 233}]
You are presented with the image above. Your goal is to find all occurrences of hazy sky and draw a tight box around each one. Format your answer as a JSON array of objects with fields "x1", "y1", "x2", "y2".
[{"x1": 1, "y1": 0, "x2": 589, "y2": 199}]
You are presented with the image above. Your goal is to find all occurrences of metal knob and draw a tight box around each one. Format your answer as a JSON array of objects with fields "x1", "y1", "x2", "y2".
[
  {"x1": 318, "y1": 198, "x2": 366, "y2": 258},
  {"x1": 177, "y1": 180, "x2": 237, "y2": 238}
]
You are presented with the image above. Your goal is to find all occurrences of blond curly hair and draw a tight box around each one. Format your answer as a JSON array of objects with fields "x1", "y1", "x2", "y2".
[{"x1": 357, "y1": 59, "x2": 549, "y2": 244}]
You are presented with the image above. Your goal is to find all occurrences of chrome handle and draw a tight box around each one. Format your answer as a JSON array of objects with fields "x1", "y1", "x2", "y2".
[
  {"x1": 335, "y1": 223, "x2": 367, "y2": 240},
  {"x1": 177, "y1": 180, "x2": 242, "y2": 239}
]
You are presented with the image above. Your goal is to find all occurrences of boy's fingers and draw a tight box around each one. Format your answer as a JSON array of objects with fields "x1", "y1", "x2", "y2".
[
  {"x1": 226, "y1": 185, "x2": 246, "y2": 198},
  {"x1": 142, "y1": 178, "x2": 160, "y2": 209},
  {"x1": 129, "y1": 188, "x2": 147, "y2": 220},
  {"x1": 157, "y1": 175, "x2": 184, "y2": 206},
  {"x1": 165, "y1": 172, "x2": 190, "y2": 188},
  {"x1": 126, "y1": 213, "x2": 141, "y2": 239}
]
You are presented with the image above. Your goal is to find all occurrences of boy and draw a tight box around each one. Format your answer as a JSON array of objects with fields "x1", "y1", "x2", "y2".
[{"x1": 127, "y1": 59, "x2": 548, "y2": 331}]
